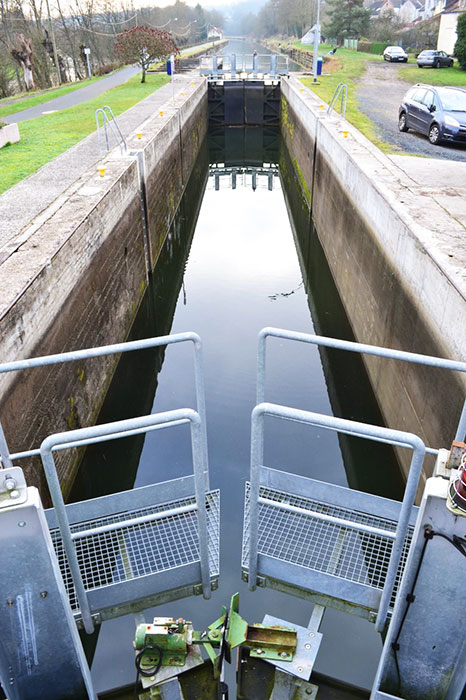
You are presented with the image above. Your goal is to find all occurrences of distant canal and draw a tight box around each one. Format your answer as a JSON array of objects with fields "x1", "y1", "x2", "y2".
[
  {"x1": 217, "y1": 37, "x2": 303, "y2": 72},
  {"x1": 71, "y1": 127, "x2": 405, "y2": 696}
]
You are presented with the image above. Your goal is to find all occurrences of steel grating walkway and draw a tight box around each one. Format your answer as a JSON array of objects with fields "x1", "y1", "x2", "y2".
[
  {"x1": 50, "y1": 490, "x2": 220, "y2": 614},
  {"x1": 242, "y1": 482, "x2": 413, "y2": 612}
]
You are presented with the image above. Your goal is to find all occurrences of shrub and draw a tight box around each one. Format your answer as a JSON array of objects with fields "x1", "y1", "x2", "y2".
[{"x1": 454, "y1": 13, "x2": 466, "y2": 70}]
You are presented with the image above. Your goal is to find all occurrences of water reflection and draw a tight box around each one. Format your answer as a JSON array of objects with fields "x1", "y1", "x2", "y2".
[{"x1": 82, "y1": 127, "x2": 402, "y2": 695}]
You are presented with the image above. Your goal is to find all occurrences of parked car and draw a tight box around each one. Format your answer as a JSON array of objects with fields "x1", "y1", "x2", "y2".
[
  {"x1": 417, "y1": 50, "x2": 454, "y2": 68},
  {"x1": 398, "y1": 84, "x2": 466, "y2": 145},
  {"x1": 383, "y1": 46, "x2": 408, "y2": 62}
]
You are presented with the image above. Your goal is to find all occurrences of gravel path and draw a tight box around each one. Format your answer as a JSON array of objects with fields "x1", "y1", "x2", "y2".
[{"x1": 356, "y1": 61, "x2": 466, "y2": 162}]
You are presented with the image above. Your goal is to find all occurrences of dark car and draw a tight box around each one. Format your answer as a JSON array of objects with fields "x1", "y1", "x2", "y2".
[
  {"x1": 417, "y1": 49, "x2": 454, "y2": 68},
  {"x1": 383, "y1": 46, "x2": 408, "y2": 62},
  {"x1": 398, "y1": 84, "x2": 466, "y2": 145}
]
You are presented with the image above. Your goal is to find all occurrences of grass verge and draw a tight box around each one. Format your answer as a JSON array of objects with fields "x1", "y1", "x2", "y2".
[
  {"x1": 299, "y1": 46, "x2": 392, "y2": 150},
  {"x1": 0, "y1": 72, "x2": 169, "y2": 194},
  {"x1": 398, "y1": 63, "x2": 466, "y2": 86},
  {"x1": 0, "y1": 75, "x2": 109, "y2": 118}
]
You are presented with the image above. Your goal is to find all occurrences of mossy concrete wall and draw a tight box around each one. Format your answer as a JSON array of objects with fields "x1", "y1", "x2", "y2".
[
  {"x1": 281, "y1": 75, "x2": 466, "y2": 486},
  {"x1": 0, "y1": 80, "x2": 207, "y2": 500}
]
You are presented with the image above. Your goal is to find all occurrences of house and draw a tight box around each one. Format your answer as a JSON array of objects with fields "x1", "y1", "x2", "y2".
[
  {"x1": 208, "y1": 27, "x2": 224, "y2": 40},
  {"x1": 368, "y1": 0, "x2": 424, "y2": 20},
  {"x1": 436, "y1": 0, "x2": 466, "y2": 51}
]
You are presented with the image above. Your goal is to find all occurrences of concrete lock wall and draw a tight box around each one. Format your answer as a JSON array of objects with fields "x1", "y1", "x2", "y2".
[
  {"x1": 281, "y1": 76, "x2": 466, "y2": 485},
  {"x1": 0, "y1": 80, "x2": 208, "y2": 500}
]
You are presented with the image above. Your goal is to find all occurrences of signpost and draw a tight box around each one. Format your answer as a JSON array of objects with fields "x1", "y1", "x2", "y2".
[{"x1": 83, "y1": 47, "x2": 91, "y2": 79}]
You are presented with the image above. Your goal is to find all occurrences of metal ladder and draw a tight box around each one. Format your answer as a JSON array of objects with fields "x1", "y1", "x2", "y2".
[{"x1": 95, "y1": 105, "x2": 127, "y2": 156}]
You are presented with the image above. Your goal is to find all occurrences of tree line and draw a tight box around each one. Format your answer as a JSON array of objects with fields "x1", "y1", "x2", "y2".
[{"x1": 0, "y1": 0, "x2": 224, "y2": 96}]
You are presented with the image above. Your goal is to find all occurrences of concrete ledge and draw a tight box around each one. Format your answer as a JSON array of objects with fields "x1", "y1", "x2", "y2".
[{"x1": 282, "y1": 75, "x2": 466, "y2": 479}]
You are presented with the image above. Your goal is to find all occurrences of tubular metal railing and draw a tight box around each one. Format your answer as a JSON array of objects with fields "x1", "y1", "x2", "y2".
[
  {"x1": 0, "y1": 333, "x2": 213, "y2": 634},
  {"x1": 257, "y1": 327, "x2": 466, "y2": 451},
  {"x1": 0, "y1": 332, "x2": 209, "y2": 477},
  {"x1": 200, "y1": 53, "x2": 289, "y2": 79},
  {"x1": 327, "y1": 82, "x2": 348, "y2": 118},
  {"x1": 95, "y1": 105, "x2": 127, "y2": 156},
  {"x1": 40, "y1": 409, "x2": 211, "y2": 634},
  {"x1": 246, "y1": 402, "x2": 426, "y2": 633}
]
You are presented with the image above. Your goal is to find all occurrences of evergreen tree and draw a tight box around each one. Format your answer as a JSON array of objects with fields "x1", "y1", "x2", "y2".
[
  {"x1": 454, "y1": 12, "x2": 466, "y2": 71},
  {"x1": 325, "y1": 0, "x2": 371, "y2": 43}
]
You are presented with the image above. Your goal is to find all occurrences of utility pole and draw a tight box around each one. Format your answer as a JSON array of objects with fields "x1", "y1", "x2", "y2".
[
  {"x1": 312, "y1": 0, "x2": 321, "y2": 84},
  {"x1": 45, "y1": 0, "x2": 62, "y2": 84}
]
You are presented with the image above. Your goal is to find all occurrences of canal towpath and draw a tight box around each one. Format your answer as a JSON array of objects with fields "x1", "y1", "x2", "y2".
[{"x1": 0, "y1": 72, "x2": 194, "y2": 263}]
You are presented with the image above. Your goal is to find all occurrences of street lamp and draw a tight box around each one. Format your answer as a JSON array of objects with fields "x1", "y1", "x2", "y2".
[{"x1": 312, "y1": 0, "x2": 321, "y2": 84}]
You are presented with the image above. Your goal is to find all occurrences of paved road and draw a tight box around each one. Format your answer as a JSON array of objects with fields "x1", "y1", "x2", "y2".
[
  {"x1": 4, "y1": 42, "x2": 218, "y2": 125},
  {"x1": 4, "y1": 65, "x2": 141, "y2": 124},
  {"x1": 356, "y1": 61, "x2": 466, "y2": 162}
]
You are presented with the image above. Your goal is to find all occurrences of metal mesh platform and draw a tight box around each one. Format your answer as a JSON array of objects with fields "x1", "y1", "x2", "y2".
[
  {"x1": 242, "y1": 481, "x2": 413, "y2": 612},
  {"x1": 50, "y1": 490, "x2": 220, "y2": 614}
]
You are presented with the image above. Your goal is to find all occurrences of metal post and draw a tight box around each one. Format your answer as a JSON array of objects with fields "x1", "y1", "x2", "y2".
[
  {"x1": 312, "y1": 0, "x2": 321, "y2": 84},
  {"x1": 0, "y1": 422, "x2": 13, "y2": 469},
  {"x1": 454, "y1": 397, "x2": 466, "y2": 442},
  {"x1": 231, "y1": 52, "x2": 236, "y2": 77},
  {"x1": 253, "y1": 53, "x2": 258, "y2": 78},
  {"x1": 212, "y1": 56, "x2": 218, "y2": 79},
  {"x1": 84, "y1": 48, "x2": 91, "y2": 79},
  {"x1": 271, "y1": 53, "x2": 276, "y2": 78},
  {"x1": 248, "y1": 406, "x2": 265, "y2": 590},
  {"x1": 171, "y1": 54, "x2": 175, "y2": 103},
  {"x1": 190, "y1": 413, "x2": 211, "y2": 599}
]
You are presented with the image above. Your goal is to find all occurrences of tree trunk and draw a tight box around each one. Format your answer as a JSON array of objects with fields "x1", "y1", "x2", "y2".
[{"x1": 11, "y1": 34, "x2": 35, "y2": 91}]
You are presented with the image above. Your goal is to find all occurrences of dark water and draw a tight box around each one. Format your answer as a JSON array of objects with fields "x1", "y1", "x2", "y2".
[{"x1": 72, "y1": 127, "x2": 405, "y2": 695}]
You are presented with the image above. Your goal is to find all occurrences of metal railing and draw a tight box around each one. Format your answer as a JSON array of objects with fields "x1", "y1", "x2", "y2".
[
  {"x1": 200, "y1": 53, "x2": 289, "y2": 79},
  {"x1": 327, "y1": 82, "x2": 348, "y2": 118},
  {"x1": 0, "y1": 333, "x2": 214, "y2": 635},
  {"x1": 40, "y1": 409, "x2": 211, "y2": 634},
  {"x1": 95, "y1": 105, "x2": 127, "y2": 156},
  {"x1": 0, "y1": 332, "x2": 209, "y2": 476},
  {"x1": 257, "y1": 327, "x2": 466, "y2": 451},
  {"x1": 246, "y1": 402, "x2": 426, "y2": 633}
]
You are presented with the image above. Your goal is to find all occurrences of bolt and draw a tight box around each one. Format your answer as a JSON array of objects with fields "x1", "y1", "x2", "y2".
[
  {"x1": 40, "y1": 591, "x2": 48, "y2": 599},
  {"x1": 305, "y1": 643, "x2": 311, "y2": 649},
  {"x1": 308, "y1": 632, "x2": 315, "y2": 638},
  {"x1": 9, "y1": 490, "x2": 19, "y2": 499},
  {"x1": 256, "y1": 649, "x2": 263, "y2": 655},
  {"x1": 7, "y1": 599, "x2": 14, "y2": 606},
  {"x1": 297, "y1": 666, "x2": 303, "y2": 673},
  {"x1": 18, "y1": 521, "x2": 26, "y2": 527},
  {"x1": 4, "y1": 477, "x2": 16, "y2": 491},
  {"x1": 305, "y1": 690, "x2": 313, "y2": 695},
  {"x1": 280, "y1": 652, "x2": 288, "y2": 658}
]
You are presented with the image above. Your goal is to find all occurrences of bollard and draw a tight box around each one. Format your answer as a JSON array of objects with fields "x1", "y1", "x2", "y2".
[
  {"x1": 98, "y1": 166, "x2": 106, "y2": 178},
  {"x1": 342, "y1": 130, "x2": 349, "y2": 138},
  {"x1": 160, "y1": 110, "x2": 164, "y2": 116},
  {"x1": 136, "y1": 132, "x2": 142, "y2": 140}
]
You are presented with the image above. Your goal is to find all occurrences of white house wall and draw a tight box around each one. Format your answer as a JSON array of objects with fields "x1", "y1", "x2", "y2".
[{"x1": 437, "y1": 12, "x2": 459, "y2": 52}]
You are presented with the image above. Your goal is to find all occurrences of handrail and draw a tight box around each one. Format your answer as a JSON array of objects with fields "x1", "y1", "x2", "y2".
[
  {"x1": 257, "y1": 327, "x2": 466, "y2": 450},
  {"x1": 247, "y1": 402, "x2": 426, "y2": 633},
  {"x1": 0, "y1": 332, "x2": 209, "y2": 483},
  {"x1": 40, "y1": 408, "x2": 211, "y2": 635},
  {"x1": 327, "y1": 82, "x2": 348, "y2": 118},
  {"x1": 95, "y1": 105, "x2": 127, "y2": 156}
]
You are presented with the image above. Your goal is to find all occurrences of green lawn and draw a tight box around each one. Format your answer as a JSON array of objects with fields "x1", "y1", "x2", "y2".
[
  {"x1": 398, "y1": 63, "x2": 466, "y2": 85},
  {"x1": 0, "y1": 76, "x2": 109, "y2": 119},
  {"x1": 0, "y1": 72, "x2": 169, "y2": 194},
  {"x1": 299, "y1": 46, "x2": 390, "y2": 150}
]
